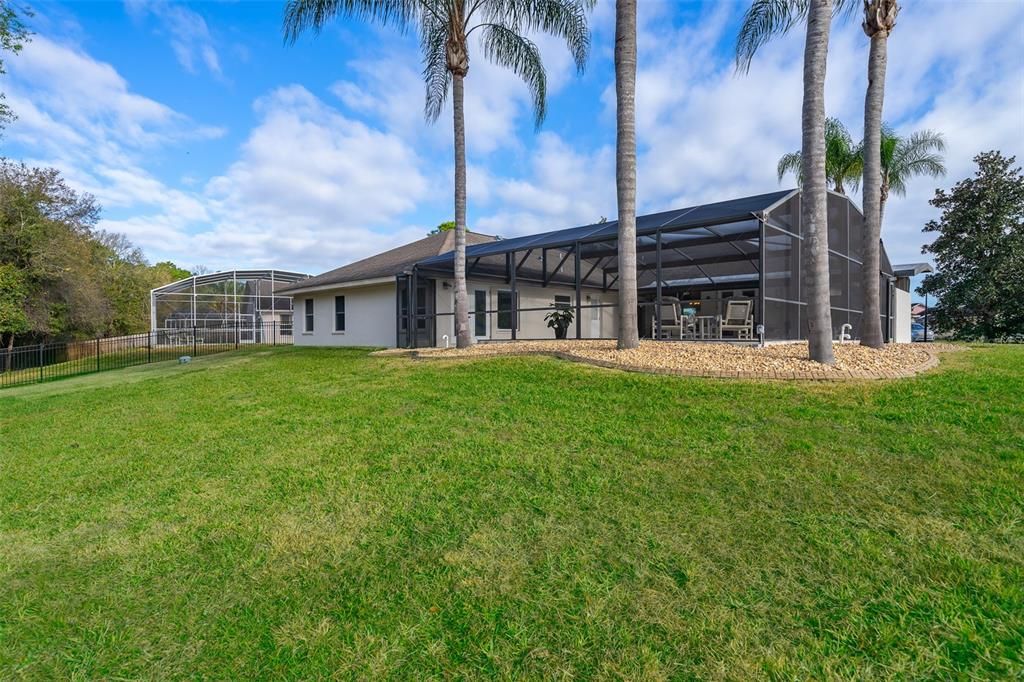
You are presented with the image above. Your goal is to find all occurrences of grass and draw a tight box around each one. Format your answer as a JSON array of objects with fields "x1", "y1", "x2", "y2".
[{"x1": 1, "y1": 345, "x2": 1022, "y2": 679}]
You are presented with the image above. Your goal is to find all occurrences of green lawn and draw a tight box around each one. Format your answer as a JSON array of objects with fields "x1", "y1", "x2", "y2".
[{"x1": 1, "y1": 346, "x2": 1022, "y2": 679}]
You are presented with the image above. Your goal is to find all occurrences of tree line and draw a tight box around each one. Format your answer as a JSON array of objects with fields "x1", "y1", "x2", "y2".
[{"x1": 0, "y1": 160, "x2": 191, "y2": 352}]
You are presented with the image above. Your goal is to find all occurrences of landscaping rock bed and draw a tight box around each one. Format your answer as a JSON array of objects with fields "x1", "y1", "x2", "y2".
[{"x1": 400, "y1": 340, "x2": 959, "y2": 380}]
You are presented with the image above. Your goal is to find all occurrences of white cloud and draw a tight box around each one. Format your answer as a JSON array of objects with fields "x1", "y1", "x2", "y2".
[
  {"x1": 197, "y1": 85, "x2": 432, "y2": 267},
  {"x1": 6, "y1": 1, "x2": 1023, "y2": 279},
  {"x1": 328, "y1": 23, "x2": 588, "y2": 155},
  {"x1": 6, "y1": 34, "x2": 433, "y2": 273},
  {"x1": 96, "y1": 84, "x2": 437, "y2": 271},
  {"x1": 477, "y1": 0, "x2": 1024, "y2": 268},
  {"x1": 124, "y1": 0, "x2": 223, "y2": 78},
  {"x1": 475, "y1": 132, "x2": 614, "y2": 237}
]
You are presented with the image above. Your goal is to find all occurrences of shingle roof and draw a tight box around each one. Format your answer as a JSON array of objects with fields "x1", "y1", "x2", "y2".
[{"x1": 278, "y1": 230, "x2": 497, "y2": 293}]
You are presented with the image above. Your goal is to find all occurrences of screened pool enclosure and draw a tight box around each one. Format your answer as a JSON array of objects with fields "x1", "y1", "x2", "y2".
[
  {"x1": 150, "y1": 270, "x2": 310, "y2": 341},
  {"x1": 401, "y1": 190, "x2": 895, "y2": 347}
]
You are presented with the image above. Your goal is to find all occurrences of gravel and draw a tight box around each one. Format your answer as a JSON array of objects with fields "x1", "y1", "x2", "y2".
[{"x1": 408, "y1": 340, "x2": 957, "y2": 380}]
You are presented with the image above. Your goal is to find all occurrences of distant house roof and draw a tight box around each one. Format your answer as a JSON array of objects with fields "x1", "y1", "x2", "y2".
[
  {"x1": 893, "y1": 262, "x2": 933, "y2": 278},
  {"x1": 278, "y1": 230, "x2": 497, "y2": 294}
]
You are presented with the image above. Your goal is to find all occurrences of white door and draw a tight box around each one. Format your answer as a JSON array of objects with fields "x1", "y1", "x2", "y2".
[{"x1": 586, "y1": 295, "x2": 601, "y2": 338}]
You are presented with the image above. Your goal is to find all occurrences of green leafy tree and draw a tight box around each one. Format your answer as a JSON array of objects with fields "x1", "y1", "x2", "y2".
[
  {"x1": 0, "y1": 262, "x2": 28, "y2": 367},
  {"x1": 777, "y1": 116, "x2": 862, "y2": 194},
  {"x1": 150, "y1": 261, "x2": 192, "y2": 284},
  {"x1": 283, "y1": 0, "x2": 593, "y2": 348},
  {"x1": 737, "y1": 0, "x2": 856, "y2": 364},
  {"x1": 428, "y1": 220, "x2": 456, "y2": 235},
  {"x1": 918, "y1": 151, "x2": 1024, "y2": 340},
  {"x1": 0, "y1": 160, "x2": 104, "y2": 341},
  {"x1": 0, "y1": 1, "x2": 31, "y2": 134}
]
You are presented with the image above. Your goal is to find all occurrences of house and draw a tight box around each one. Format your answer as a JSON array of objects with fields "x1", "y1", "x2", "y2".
[
  {"x1": 277, "y1": 230, "x2": 500, "y2": 347},
  {"x1": 280, "y1": 189, "x2": 905, "y2": 348}
]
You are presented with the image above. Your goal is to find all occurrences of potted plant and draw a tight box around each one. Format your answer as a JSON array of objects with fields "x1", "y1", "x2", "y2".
[{"x1": 544, "y1": 306, "x2": 574, "y2": 340}]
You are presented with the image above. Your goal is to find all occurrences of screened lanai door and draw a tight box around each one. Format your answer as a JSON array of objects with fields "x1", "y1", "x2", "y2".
[{"x1": 396, "y1": 276, "x2": 436, "y2": 348}]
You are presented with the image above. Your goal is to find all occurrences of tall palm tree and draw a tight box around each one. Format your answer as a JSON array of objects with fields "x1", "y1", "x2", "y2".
[
  {"x1": 777, "y1": 116, "x2": 862, "y2": 194},
  {"x1": 283, "y1": 0, "x2": 592, "y2": 348},
  {"x1": 878, "y1": 126, "x2": 945, "y2": 223},
  {"x1": 615, "y1": 0, "x2": 638, "y2": 349},
  {"x1": 859, "y1": 0, "x2": 898, "y2": 348},
  {"x1": 737, "y1": 0, "x2": 854, "y2": 364}
]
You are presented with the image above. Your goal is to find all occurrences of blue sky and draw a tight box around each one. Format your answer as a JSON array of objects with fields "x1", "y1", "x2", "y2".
[{"x1": 5, "y1": 0, "x2": 1023, "y2": 294}]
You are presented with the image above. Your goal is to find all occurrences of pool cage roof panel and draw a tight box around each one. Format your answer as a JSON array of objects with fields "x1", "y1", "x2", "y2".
[
  {"x1": 151, "y1": 269, "x2": 311, "y2": 295},
  {"x1": 415, "y1": 190, "x2": 795, "y2": 272}
]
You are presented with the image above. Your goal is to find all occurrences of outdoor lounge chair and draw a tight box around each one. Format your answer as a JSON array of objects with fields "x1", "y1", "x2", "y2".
[
  {"x1": 655, "y1": 301, "x2": 682, "y2": 339},
  {"x1": 718, "y1": 300, "x2": 754, "y2": 340}
]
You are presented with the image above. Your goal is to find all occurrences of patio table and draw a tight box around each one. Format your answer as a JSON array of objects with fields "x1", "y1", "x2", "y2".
[{"x1": 695, "y1": 315, "x2": 717, "y2": 340}]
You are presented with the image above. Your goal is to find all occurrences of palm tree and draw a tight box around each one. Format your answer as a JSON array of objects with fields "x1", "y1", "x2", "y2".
[
  {"x1": 859, "y1": 0, "x2": 898, "y2": 348},
  {"x1": 283, "y1": 0, "x2": 592, "y2": 348},
  {"x1": 878, "y1": 126, "x2": 945, "y2": 223},
  {"x1": 615, "y1": 0, "x2": 638, "y2": 350},
  {"x1": 777, "y1": 116, "x2": 862, "y2": 194},
  {"x1": 737, "y1": 0, "x2": 854, "y2": 364}
]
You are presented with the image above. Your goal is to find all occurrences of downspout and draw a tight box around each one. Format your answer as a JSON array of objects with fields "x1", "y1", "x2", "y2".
[{"x1": 758, "y1": 215, "x2": 766, "y2": 344}]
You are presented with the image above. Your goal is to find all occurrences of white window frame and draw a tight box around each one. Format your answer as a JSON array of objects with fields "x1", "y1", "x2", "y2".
[
  {"x1": 334, "y1": 295, "x2": 346, "y2": 333},
  {"x1": 304, "y1": 298, "x2": 314, "y2": 333}
]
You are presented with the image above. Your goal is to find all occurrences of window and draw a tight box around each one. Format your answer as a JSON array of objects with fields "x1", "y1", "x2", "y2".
[
  {"x1": 497, "y1": 290, "x2": 515, "y2": 330},
  {"x1": 334, "y1": 295, "x2": 346, "y2": 332},
  {"x1": 280, "y1": 314, "x2": 293, "y2": 336},
  {"x1": 554, "y1": 294, "x2": 571, "y2": 309},
  {"x1": 474, "y1": 290, "x2": 487, "y2": 337},
  {"x1": 304, "y1": 299, "x2": 314, "y2": 332}
]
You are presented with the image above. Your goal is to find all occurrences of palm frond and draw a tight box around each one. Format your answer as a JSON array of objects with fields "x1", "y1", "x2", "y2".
[
  {"x1": 778, "y1": 151, "x2": 803, "y2": 185},
  {"x1": 482, "y1": 0, "x2": 593, "y2": 73},
  {"x1": 735, "y1": 0, "x2": 807, "y2": 73},
  {"x1": 420, "y1": 17, "x2": 450, "y2": 123},
  {"x1": 887, "y1": 130, "x2": 947, "y2": 196},
  {"x1": 283, "y1": 0, "x2": 418, "y2": 43},
  {"x1": 735, "y1": 0, "x2": 858, "y2": 73},
  {"x1": 823, "y1": 117, "x2": 861, "y2": 193},
  {"x1": 480, "y1": 22, "x2": 547, "y2": 127}
]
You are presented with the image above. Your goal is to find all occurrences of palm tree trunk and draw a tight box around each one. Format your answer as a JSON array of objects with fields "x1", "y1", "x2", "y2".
[
  {"x1": 615, "y1": 0, "x2": 639, "y2": 350},
  {"x1": 860, "y1": 29, "x2": 888, "y2": 348},
  {"x1": 879, "y1": 182, "x2": 888, "y2": 224},
  {"x1": 452, "y1": 72, "x2": 472, "y2": 348},
  {"x1": 801, "y1": 0, "x2": 835, "y2": 364}
]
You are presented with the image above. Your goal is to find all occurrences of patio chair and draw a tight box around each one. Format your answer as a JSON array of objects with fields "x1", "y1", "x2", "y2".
[
  {"x1": 718, "y1": 300, "x2": 754, "y2": 340},
  {"x1": 655, "y1": 301, "x2": 682, "y2": 339}
]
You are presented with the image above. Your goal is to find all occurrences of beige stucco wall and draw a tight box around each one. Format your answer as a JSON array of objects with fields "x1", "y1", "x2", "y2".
[
  {"x1": 290, "y1": 277, "x2": 616, "y2": 349},
  {"x1": 294, "y1": 283, "x2": 396, "y2": 347},
  {"x1": 433, "y1": 278, "x2": 616, "y2": 345}
]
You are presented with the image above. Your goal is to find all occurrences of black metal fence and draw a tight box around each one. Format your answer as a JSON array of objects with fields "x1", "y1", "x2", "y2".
[{"x1": 0, "y1": 322, "x2": 292, "y2": 390}]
